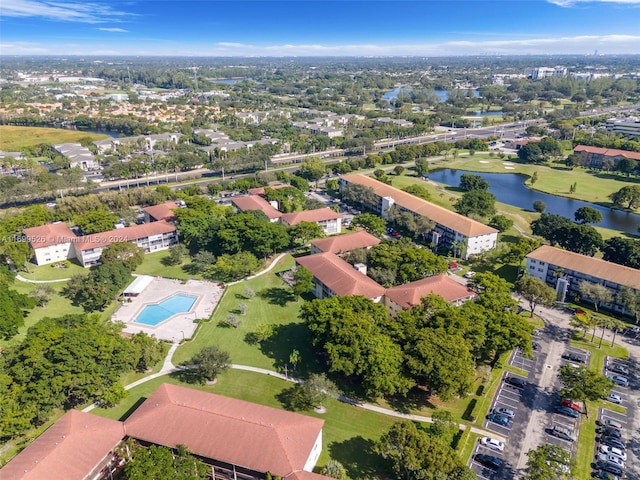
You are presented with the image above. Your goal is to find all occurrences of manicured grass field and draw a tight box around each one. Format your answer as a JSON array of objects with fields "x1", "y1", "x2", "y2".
[
  {"x1": 2, "y1": 281, "x2": 84, "y2": 347},
  {"x1": 134, "y1": 250, "x2": 202, "y2": 280},
  {"x1": 0, "y1": 126, "x2": 108, "y2": 151},
  {"x1": 171, "y1": 255, "x2": 319, "y2": 374},
  {"x1": 569, "y1": 331, "x2": 629, "y2": 373},
  {"x1": 19, "y1": 261, "x2": 87, "y2": 281},
  {"x1": 93, "y1": 369, "x2": 401, "y2": 478}
]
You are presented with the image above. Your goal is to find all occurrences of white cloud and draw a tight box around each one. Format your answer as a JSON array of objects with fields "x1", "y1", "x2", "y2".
[
  {"x1": 2, "y1": 34, "x2": 639, "y2": 56},
  {"x1": 1, "y1": 0, "x2": 133, "y2": 23},
  {"x1": 98, "y1": 27, "x2": 128, "y2": 32},
  {"x1": 548, "y1": 0, "x2": 640, "y2": 6}
]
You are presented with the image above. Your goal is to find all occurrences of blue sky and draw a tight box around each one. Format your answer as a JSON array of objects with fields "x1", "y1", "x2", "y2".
[{"x1": 1, "y1": 0, "x2": 639, "y2": 56}]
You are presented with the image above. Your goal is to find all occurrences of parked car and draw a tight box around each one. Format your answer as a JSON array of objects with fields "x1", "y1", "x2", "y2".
[
  {"x1": 600, "y1": 436, "x2": 626, "y2": 451},
  {"x1": 596, "y1": 453, "x2": 624, "y2": 468},
  {"x1": 591, "y1": 471, "x2": 619, "y2": 480},
  {"x1": 532, "y1": 341, "x2": 540, "y2": 350},
  {"x1": 550, "y1": 426, "x2": 577, "y2": 442},
  {"x1": 597, "y1": 427, "x2": 622, "y2": 439},
  {"x1": 491, "y1": 407, "x2": 515, "y2": 419},
  {"x1": 607, "y1": 363, "x2": 629, "y2": 376},
  {"x1": 594, "y1": 461, "x2": 623, "y2": 476},
  {"x1": 480, "y1": 437, "x2": 505, "y2": 452},
  {"x1": 464, "y1": 271, "x2": 476, "y2": 278},
  {"x1": 596, "y1": 419, "x2": 623, "y2": 431},
  {"x1": 608, "y1": 375, "x2": 628, "y2": 387},
  {"x1": 562, "y1": 352, "x2": 586, "y2": 363},
  {"x1": 504, "y1": 376, "x2": 526, "y2": 389},
  {"x1": 474, "y1": 454, "x2": 503, "y2": 470},
  {"x1": 486, "y1": 413, "x2": 511, "y2": 426},
  {"x1": 600, "y1": 445, "x2": 626, "y2": 462},
  {"x1": 554, "y1": 405, "x2": 580, "y2": 418},
  {"x1": 606, "y1": 393, "x2": 622, "y2": 404},
  {"x1": 560, "y1": 399, "x2": 581, "y2": 411}
]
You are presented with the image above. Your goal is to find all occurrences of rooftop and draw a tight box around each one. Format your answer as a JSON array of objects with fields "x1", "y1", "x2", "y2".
[
  {"x1": 231, "y1": 195, "x2": 283, "y2": 220},
  {"x1": 281, "y1": 208, "x2": 342, "y2": 226},
  {"x1": 340, "y1": 174, "x2": 497, "y2": 237},
  {"x1": 310, "y1": 230, "x2": 381, "y2": 254},
  {"x1": 574, "y1": 145, "x2": 640, "y2": 161},
  {"x1": 296, "y1": 253, "x2": 386, "y2": 299},
  {"x1": 0, "y1": 410, "x2": 124, "y2": 480},
  {"x1": 124, "y1": 383, "x2": 324, "y2": 477},
  {"x1": 247, "y1": 184, "x2": 289, "y2": 196},
  {"x1": 142, "y1": 201, "x2": 179, "y2": 221},
  {"x1": 527, "y1": 245, "x2": 640, "y2": 290},
  {"x1": 74, "y1": 221, "x2": 176, "y2": 251},
  {"x1": 385, "y1": 274, "x2": 476, "y2": 309},
  {"x1": 23, "y1": 222, "x2": 77, "y2": 249}
]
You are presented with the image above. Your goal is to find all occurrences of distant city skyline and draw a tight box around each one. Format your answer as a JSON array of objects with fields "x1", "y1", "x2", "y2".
[{"x1": 1, "y1": 0, "x2": 640, "y2": 56}]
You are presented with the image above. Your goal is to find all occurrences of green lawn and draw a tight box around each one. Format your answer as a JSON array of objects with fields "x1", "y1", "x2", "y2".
[
  {"x1": 0, "y1": 126, "x2": 108, "y2": 151},
  {"x1": 93, "y1": 369, "x2": 401, "y2": 478},
  {"x1": 569, "y1": 331, "x2": 629, "y2": 373},
  {"x1": 134, "y1": 250, "x2": 202, "y2": 280},
  {"x1": 171, "y1": 255, "x2": 319, "y2": 374},
  {"x1": 19, "y1": 261, "x2": 87, "y2": 281}
]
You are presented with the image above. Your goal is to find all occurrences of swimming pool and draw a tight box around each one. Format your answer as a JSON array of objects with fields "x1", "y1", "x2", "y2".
[{"x1": 134, "y1": 294, "x2": 198, "y2": 326}]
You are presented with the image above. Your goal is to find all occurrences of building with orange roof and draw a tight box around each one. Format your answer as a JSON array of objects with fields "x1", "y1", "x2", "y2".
[
  {"x1": 281, "y1": 208, "x2": 342, "y2": 235},
  {"x1": 0, "y1": 410, "x2": 125, "y2": 480},
  {"x1": 526, "y1": 245, "x2": 640, "y2": 313},
  {"x1": 142, "y1": 201, "x2": 180, "y2": 222},
  {"x1": 384, "y1": 274, "x2": 476, "y2": 316},
  {"x1": 340, "y1": 174, "x2": 497, "y2": 258},
  {"x1": 310, "y1": 230, "x2": 380, "y2": 255},
  {"x1": 1, "y1": 384, "x2": 332, "y2": 480},
  {"x1": 574, "y1": 145, "x2": 640, "y2": 168},
  {"x1": 22, "y1": 222, "x2": 78, "y2": 266},
  {"x1": 231, "y1": 195, "x2": 283, "y2": 222},
  {"x1": 296, "y1": 253, "x2": 386, "y2": 301}
]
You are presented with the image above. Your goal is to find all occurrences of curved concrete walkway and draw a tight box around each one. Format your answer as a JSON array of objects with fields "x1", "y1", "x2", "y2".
[
  {"x1": 16, "y1": 273, "x2": 70, "y2": 283},
  {"x1": 227, "y1": 253, "x2": 288, "y2": 286},
  {"x1": 83, "y1": 342, "x2": 503, "y2": 440}
]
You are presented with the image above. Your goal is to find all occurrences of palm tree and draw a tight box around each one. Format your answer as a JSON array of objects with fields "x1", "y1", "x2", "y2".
[
  {"x1": 598, "y1": 317, "x2": 612, "y2": 349},
  {"x1": 609, "y1": 319, "x2": 627, "y2": 348}
]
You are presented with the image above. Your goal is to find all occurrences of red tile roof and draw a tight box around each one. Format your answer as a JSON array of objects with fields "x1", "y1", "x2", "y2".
[
  {"x1": 74, "y1": 220, "x2": 176, "y2": 251},
  {"x1": 385, "y1": 274, "x2": 476, "y2": 309},
  {"x1": 296, "y1": 253, "x2": 386, "y2": 299},
  {"x1": 310, "y1": 230, "x2": 381, "y2": 254},
  {"x1": 231, "y1": 195, "x2": 283, "y2": 219},
  {"x1": 574, "y1": 145, "x2": 640, "y2": 161},
  {"x1": 142, "y1": 201, "x2": 179, "y2": 221},
  {"x1": 123, "y1": 383, "x2": 324, "y2": 477},
  {"x1": 340, "y1": 174, "x2": 497, "y2": 237},
  {"x1": 247, "y1": 184, "x2": 289, "y2": 196},
  {"x1": 281, "y1": 208, "x2": 342, "y2": 226},
  {"x1": 22, "y1": 222, "x2": 76, "y2": 249},
  {"x1": 527, "y1": 245, "x2": 640, "y2": 290},
  {"x1": 0, "y1": 410, "x2": 124, "y2": 480},
  {"x1": 287, "y1": 471, "x2": 334, "y2": 480}
]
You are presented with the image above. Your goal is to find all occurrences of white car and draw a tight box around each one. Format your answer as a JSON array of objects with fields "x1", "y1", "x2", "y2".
[
  {"x1": 600, "y1": 445, "x2": 627, "y2": 462},
  {"x1": 480, "y1": 437, "x2": 505, "y2": 452},
  {"x1": 464, "y1": 271, "x2": 476, "y2": 279},
  {"x1": 607, "y1": 393, "x2": 622, "y2": 404}
]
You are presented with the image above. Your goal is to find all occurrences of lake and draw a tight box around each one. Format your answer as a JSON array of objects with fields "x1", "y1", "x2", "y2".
[
  {"x1": 427, "y1": 169, "x2": 640, "y2": 234},
  {"x1": 383, "y1": 87, "x2": 481, "y2": 103},
  {"x1": 210, "y1": 77, "x2": 255, "y2": 84}
]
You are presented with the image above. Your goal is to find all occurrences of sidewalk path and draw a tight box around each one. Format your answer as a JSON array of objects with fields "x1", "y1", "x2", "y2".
[
  {"x1": 16, "y1": 273, "x2": 70, "y2": 283},
  {"x1": 227, "y1": 253, "x2": 288, "y2": 286},
  {"x1": 83, "y1": 352, "x2": 504, "y2": 440}
]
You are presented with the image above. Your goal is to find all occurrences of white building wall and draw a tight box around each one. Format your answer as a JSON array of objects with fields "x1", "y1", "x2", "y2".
[
  {"x1": 33, "y1": 242, "x2": 75, "y2": 266},
  {"x1": 525, "y1": 257, "x2": 549, "y2": 282},
  {"x1": 303, "y1": 431, "x2": 323, "y2": 471},
  {"x1": 466, "y1": 232, "x2": 498, "y2": 258}
]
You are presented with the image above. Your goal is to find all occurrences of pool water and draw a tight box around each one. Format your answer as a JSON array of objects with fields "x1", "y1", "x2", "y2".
[{"x1": 134, "y1": 294, "x2": 198, "y2": 326}]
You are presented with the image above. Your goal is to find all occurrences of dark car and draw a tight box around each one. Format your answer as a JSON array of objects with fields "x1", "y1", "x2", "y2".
[
  {"x1": 532, "y1": 342, "x2": 540, "y2": 350},
  {"x1": 594, "y1": 461, "x2": 623, "y2": 476},
  {"x1": 474, "y1": 453, "x2": 503, "y2": 470},
  {"x1": 486, "y1": 413, "x2": 512, "y2": 426},
  {"x1": 597, "y1": 427, "x2": 622, "y2": 439},
  {"x1": 562, "y1": 352, "x2": 586, "y2": 363},
  {"x1": 600, "y1": 436, "x2": 626, "y2": 450},
  {"x1": 550, "y1": 426, "x2": 577, "y2": 442},
  {"x1": 504, "y1": 376, "x2": 526, "y2": 388},
  {"x1": 592, "y1": 470, "x2": 620, "y2": 480},
  {"x1": 607, "y1": 363, "x2": 629, "y2": 376},
  {"x1": 596, "y1": 419, "x2": 623, "y2": 431},
  {"x1": 554, "y1": 405, "x2": 580, "y2": 418}
]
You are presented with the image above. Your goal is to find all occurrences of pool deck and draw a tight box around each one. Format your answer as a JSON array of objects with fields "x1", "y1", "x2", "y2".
[{"x1": 112, "y1": 277, "x2": 224, "y2": 342}]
